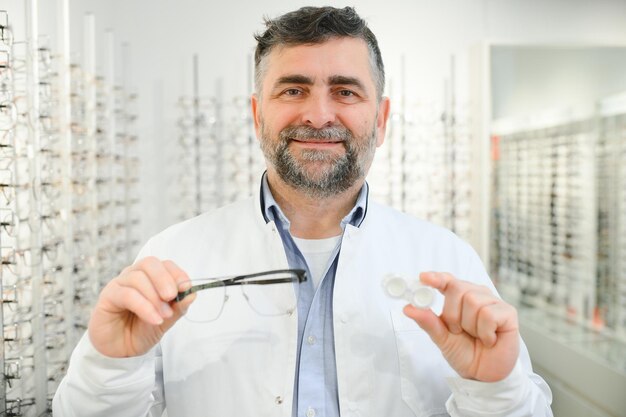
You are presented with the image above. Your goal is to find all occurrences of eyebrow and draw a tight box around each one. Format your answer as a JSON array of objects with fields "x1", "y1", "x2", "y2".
[
  {"x1": 272, "y1": 74, "x2": 367, "y2": 93},
  {"x1": 273, "y1": 75, "x2": 314, "y2": 88},
  {"x1": 328, "y1": 75, "x2": 366, "y2": 93}
]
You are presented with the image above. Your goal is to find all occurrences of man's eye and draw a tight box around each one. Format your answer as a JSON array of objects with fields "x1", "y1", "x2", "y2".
[
  {"x1": 338, "y1": 90, "x2": 355, "y2": 97},
  {"x1": 284, "y1": 88, "x2": 302, "y2": 96}
]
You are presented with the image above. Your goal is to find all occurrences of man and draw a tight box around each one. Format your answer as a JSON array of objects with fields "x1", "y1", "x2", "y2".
[{"x1": 53, "y1": 6, "x2": 552, "y2": 417}]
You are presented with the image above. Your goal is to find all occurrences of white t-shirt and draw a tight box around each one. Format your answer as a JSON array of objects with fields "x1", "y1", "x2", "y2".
[{"x1": 292, "y1": 235, "x2": 342, "y2": 290}]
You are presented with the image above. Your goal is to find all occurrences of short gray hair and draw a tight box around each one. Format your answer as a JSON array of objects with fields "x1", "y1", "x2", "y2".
[{"x1": 254, "y1": 6, "x2": 385, "y2": 100}]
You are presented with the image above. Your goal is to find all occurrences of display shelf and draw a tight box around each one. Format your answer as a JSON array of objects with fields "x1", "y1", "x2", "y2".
[
  {"x1": 0, "y1": 6, "x2": 139, "y2": 415},
  {"x1": 493, "y1": 91, "x2": 626, "y2": 417},
  {"x1": 518, "y1": 305, "x2": 626, "y2": 417},
  {"x1": 172, "y1": 55, "x2": 263, "y2": 221}
]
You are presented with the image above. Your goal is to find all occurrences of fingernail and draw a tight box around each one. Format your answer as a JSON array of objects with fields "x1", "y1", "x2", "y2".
[
  {"x1": 166, "y1": 288, "x2": 177, "y2": 300},
  {"x1": 152, "y1": 314, "x2": 164, "y2": 325},
  {"x1": 160, "y1": 302, "x2": 173, "y2": 318},
  {"x1": 420, "y1": 271, "x2": 434, "y2": 281}
]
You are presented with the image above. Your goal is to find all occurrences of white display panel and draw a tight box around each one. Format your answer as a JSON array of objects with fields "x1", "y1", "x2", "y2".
[{"x1": 0, "y1": 7, "x2": 140, "y2": 415}]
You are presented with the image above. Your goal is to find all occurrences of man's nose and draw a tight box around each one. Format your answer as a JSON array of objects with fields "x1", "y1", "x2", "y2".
[{"x1": 300, "y1": 94, "x2": 336, "y2": 129}]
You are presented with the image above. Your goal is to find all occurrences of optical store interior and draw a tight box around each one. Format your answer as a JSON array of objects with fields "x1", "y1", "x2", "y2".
[{"x1": 1, "y1": 0, "x2": 626, "y2": 416}]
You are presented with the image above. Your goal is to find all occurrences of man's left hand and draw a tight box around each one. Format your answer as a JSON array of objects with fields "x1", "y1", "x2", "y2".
[{"x1": 403, "y1": 272, "x2": 519, "y2": 382}]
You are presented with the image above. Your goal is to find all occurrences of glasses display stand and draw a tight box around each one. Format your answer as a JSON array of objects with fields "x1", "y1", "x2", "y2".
[
  {"x1": 369, "y1": 55, "x2": 475, "y2": 242},
  {"x1": 172, "y1": 54, "x2": 262, "y2": 221},
  {"x1": 0, "y1": 5, "x2": 140, "y2": 415},
  {"x1": 492, "y1": 93, "x2": 626, "y2": 417}
]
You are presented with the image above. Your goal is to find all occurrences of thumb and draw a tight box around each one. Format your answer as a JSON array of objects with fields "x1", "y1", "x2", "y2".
[
  {"x1": 159, "y1": 289, "x2": 196, "y2": 333},
  {"x1": 403, "y1": 304, "x2": 449, "y2": 347}
]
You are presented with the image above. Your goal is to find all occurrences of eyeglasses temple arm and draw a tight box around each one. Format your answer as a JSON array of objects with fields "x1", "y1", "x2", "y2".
[
  {"x1": 174, "y1": 270, "x2": 307, "y2": 302},
  {"x1": 174, "y1": 280, "x2": 223, "y2": 302}
]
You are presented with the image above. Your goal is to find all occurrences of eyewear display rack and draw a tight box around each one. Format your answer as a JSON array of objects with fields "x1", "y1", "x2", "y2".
[
  {"x1": 371, "y1": 56, "x2": 474, "y2": 242},
  {"x1": 492, "y1": 108, "x2": 597, "y2": 327},
  {"x1": 596, "y1": 92, "x2": 626, "y2": 342},
  {"x1": 173, "y1": 55, "x2": 262, "y2": 220},
  {"x1": 377, "y1": 99, "x2": 473, "y2": 241},
  {"x1": 491, "y1": 95, "x2": 626, "y2": 417},
  {"x1": 0, "y1": 4, "x2": 140, "y2": 416}
]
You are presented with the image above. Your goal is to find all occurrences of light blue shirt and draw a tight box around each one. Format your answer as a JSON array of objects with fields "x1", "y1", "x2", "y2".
[{"x1": 260, "y1": 173, "x2": 368, "y2": 417}]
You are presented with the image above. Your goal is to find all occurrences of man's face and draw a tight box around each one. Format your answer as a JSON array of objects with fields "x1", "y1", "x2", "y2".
[{"x1": 251, "y1": 37, "x2": 390, "y2": 198}]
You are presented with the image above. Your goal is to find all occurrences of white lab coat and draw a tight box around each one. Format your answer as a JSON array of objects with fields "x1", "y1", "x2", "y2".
[{"x1": 53, "y1": 191, "x2": 553, "y2": 417}]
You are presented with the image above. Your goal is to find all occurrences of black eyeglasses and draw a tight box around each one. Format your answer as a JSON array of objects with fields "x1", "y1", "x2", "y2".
[
  {"x1": 175, "y1": 268, "x2": 307, "y2": 323},
  {"x1": 0, "y1": 11, "x2": 13, "y2": 49}
]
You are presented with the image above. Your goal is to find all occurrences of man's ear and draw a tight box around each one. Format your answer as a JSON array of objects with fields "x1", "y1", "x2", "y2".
[
  {"x1": 251, "y1": 93, "x2": 261, "y2": 139},
  {"x1": 376, "y1": 97, "x2": 391, "y2": 147}
]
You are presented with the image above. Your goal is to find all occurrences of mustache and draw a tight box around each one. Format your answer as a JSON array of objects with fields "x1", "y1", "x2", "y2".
[{"x1": 279, "y1": 125, "x2": 353, "y2": 143}]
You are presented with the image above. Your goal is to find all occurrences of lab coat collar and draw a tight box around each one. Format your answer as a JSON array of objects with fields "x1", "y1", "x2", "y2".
[{"x1": 257, "y1": 171, "x2": 369, "y2": 229}]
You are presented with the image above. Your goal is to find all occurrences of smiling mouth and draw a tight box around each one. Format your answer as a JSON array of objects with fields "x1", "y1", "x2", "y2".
[
  {"x1": 290, "y1": 140, "x2": 344, "y2": 150},
  {"x1": 291, "y1": 139, "x2": 343, "y2": 144}
]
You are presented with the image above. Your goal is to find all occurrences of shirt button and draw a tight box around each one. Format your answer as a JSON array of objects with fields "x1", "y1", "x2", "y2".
[
  {"x1": 307, "y1": 335, "x2": 316, "y2": 345},
  {"x1": 340, "y1": 313, "x2": 349, "y2": 323},
  {"x1": 306, "y1": 407, "x2": 316, "y2": 417},
  {"x1": 274, "y1": 396, "x2": 283, "y2": 405}
]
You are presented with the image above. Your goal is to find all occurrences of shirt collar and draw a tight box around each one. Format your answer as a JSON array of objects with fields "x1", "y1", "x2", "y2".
[{"x1": 259, "y1": 171, "x2": 369, "y2": 229}]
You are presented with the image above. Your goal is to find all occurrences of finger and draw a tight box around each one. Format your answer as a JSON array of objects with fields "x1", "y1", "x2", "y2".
[
  {"x1": 161, "y1": 261, "x2": 196, "y2": 316},
  {"x1": 421, "y1": 272, "x2": 493, "y2": 335},
  {"x1": 118, "y1": 264, "x2": 133, "y2": 276},
  {"x1": 420, "y1": 272, "x2": 465, "y2": 334},
  {"x1": 111, "y1": 284, "x2": 164, "y2": 325},
  {"x1": 403, "y1": 304, "x2": 448, "y2": 347},
  {"x1": 162, "y1": 260, "x2": 190, "y2": 287},
  {"x1": 159, "y1": 281, "x2": 196, "y2": 334},
  {"x1": 476, "y1": 302, "x2": 519, "y2": 348},
  {"x1": 460, "y1": 290, "x2": 499, "y2": 340},
  {"x1": 419, "y1": 271, "x2": 454, "y2": 294},
  {"x1": 172, "y1": 279, "x2": 196, "y2": 311},
  {"x1": 132, "y1": 257, "x2": 178, "y2": 302},
  {"x1": 118, "y1": 270, "x2": 174, "y2": 320}
]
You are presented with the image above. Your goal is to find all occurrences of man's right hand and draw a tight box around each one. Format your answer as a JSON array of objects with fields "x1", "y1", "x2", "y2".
[{"x1": 88, "y1": 257, "x2": 196, "y2": 358}]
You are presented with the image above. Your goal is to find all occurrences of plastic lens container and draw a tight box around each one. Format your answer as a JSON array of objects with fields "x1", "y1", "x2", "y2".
[{"x1": 382, "y1": 274, "x2": 435, "y2": 309}]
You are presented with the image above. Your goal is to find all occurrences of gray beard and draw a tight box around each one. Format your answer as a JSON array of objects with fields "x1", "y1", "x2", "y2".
[{"x1": 260, "y1": 124, "x2": 376, "y2": 199}]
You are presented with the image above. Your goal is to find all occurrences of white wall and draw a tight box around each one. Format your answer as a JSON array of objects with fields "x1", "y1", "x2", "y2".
[
  {"x1": 2, "y1": 0, "x2": 626, "y2": 241},
  {"x1": 492, "y1": 46, "x2": 626, "y2": 120}
]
